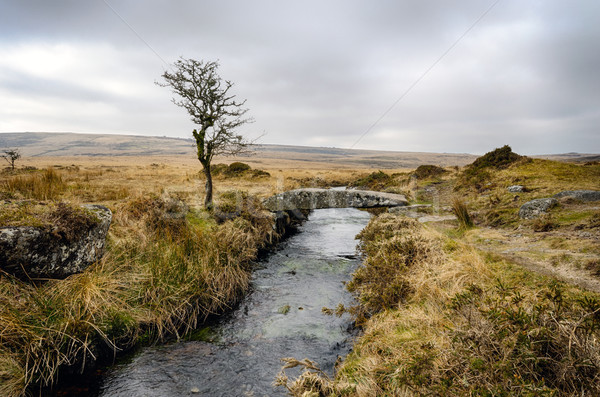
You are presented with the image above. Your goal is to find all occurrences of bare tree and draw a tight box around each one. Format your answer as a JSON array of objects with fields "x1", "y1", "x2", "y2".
[
  {"x1": 2, "y1": 149, "x2": 21, "y2": 171},
  {"x1": 157, "y1": 58, "x2": 252, "y2": 209}
]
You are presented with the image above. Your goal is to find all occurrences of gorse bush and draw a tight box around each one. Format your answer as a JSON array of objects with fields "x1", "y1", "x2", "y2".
[
  {"x1": 350, "y1": 170, "x2": 394, "y2": 191},
  {"x1": 459, "y1": 145, "x2": 524, "y2": 191},
  {"x1": 227, "y1": 161, "x2": 251, "y2": 174},
  {"x1": 436, "y1": 282, "x2": 600, "y2": 395},
  {"x1": 211, "y1": 162, "x2": 270, "y2": 179},
  {"x1": 412, "y1": 164, "x2": 448, "y2": 180},
  {"x1": 470, "y1": 145, "x2": 523, "y2": 170}
]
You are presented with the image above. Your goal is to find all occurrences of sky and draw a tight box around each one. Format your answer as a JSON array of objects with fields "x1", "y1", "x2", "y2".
[{"x1": 0, "y1": 0, "x2": 599, "y2": 155}]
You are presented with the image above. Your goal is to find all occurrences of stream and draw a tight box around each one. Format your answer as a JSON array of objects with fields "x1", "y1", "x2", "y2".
[{"x1": 95, "y1": 208, "x2": 371, "y2": 396}]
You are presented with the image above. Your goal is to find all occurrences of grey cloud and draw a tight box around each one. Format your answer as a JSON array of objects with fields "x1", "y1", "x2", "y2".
[{"x1": 0, "y1": 0, "x2": 599, "y2": 154}]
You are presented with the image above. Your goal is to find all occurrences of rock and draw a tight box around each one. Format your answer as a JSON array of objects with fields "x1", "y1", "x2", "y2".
[
  {"x1": 263, "y1": 188, "x2": 408, "y2": 211},
  {"x1": 0, "y1": 205, "x2": 112, "y2": 279},
  {"x1": 508, "y1": 185, "x2": 524, "y2": 193},
  {"x1": 518, "y1": 198, "x2": 558, "y2": 219},
  {"x1": 554, "y1": 190, "x2": 600, "y2": 202},
  {"x1": 388, "y1": 204, "x2": 432, "y2": 213}
]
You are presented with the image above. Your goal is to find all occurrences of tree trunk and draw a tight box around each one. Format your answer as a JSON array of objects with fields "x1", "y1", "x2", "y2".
[{"x1": 203, "y1": 163, "x2": 213, "y2": 209}]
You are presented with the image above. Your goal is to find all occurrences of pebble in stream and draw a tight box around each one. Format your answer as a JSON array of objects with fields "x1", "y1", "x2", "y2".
[{"x1": 99, "y1": 208, "x2": 371, "y2": 397}]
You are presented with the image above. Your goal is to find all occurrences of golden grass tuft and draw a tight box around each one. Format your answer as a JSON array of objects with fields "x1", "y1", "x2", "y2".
[
  {"x1": 2, "y1": 167, "x2": 66, "y2": 200},
  {"x1": 451, "y1": 197, "x2": 473, "y2": 229},
  {"x1": 0, "y1": 352, "x2": 26, "y2": 397}
]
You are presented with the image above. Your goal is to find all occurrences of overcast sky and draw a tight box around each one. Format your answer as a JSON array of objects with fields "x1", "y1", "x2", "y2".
[{"x1": 0, "y1": 0, "x2": 598, "y2": 155}]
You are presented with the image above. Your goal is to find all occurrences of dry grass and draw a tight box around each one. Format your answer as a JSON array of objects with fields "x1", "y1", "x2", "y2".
[
  {"x1": 1, "y1": 167, "x2": 66, "y2": 200},
  {"x1": 279, "y1": 213, "x2": 600, "y2": 396},
  {"x1": 1, "y1": 155, "x2": 398, "y2": 207},
  {"x1": 451, "y1": 197, "x2": 474, "y2": 229},
  {"x1": 0, "y1": 167, "x2": 278, "y2": 396},
  {"x1": 0, "y1": 205, "x2": 270, "y2": 395},
  {"x1": 1, "y1": 152, "x2": 598, "y2": 396},
  {"x1": 455, "y1": 158, "x2": 600, "y2": 221},
  {"x1": 0, "y1": 154, "x2": 402, "y2": 396}
]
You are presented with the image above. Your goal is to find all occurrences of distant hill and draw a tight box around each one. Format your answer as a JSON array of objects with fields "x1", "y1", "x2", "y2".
[
  {"x1": 0, "y1": 132, "x2": 195, "y2": 157},
  {"x1": 1, "y1": 132, "x2": 596, "y2": 169}
]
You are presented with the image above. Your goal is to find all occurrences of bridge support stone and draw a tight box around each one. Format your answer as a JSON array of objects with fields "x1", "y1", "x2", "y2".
[{"x1": 263, "y1": 188, "x2": 408, "y2": 212}]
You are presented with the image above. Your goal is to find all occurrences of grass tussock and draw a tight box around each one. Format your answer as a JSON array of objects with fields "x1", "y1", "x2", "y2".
[
  {"x1": 280, "y1": 213, "x2": 600, "y2": 396},
  {"x1": 451, "y1": 197, "x2": 474, "y2": 230},
  {"x1": 1, "y1": 167, "x2": 66, "y2": 200},
  {"x1": 0, "y1": 193, "x2": 275, "y2": 396}
]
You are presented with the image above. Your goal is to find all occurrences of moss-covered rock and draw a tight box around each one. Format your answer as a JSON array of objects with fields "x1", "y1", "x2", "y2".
[{"x1": 0, "y1": 203, "x2": 112, "y2": 279}]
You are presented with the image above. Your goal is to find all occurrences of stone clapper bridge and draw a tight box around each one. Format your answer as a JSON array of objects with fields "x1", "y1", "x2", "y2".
[{"x1": 262, "y1": 188, "x2": 409, "y2": 212}]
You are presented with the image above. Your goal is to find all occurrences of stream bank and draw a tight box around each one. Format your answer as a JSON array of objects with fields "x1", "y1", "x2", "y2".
[{"x1": 49, "y1": 208, "x2": 370, "y2": 396}]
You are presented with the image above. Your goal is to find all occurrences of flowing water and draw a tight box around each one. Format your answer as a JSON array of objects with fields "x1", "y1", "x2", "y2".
[{"x1": 92, "y1": 208, "x2": 370, "y2": 397}]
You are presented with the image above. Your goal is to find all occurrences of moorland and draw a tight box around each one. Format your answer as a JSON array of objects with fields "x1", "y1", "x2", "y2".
[{"x1": 1, "y1": 133, "x2": 599, "y2": 396}]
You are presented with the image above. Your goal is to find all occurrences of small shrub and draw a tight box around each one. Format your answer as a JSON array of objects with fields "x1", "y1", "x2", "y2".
[
  {"x1": 0, "y1": 201, "x2": 98, "y2": 241},
  {"x1": 458, "y1": 145, "x2": 523, "y2": 192},
  {"x1": 350, "y1": 171, "x2": 394, "y2": 191},
  {"x1": 249, "y1": 169, "x2": 270, "y2": 178},
  {"x1": 585, "y1": 259, "x2": 600, "y2": 277},
  {"x1": 470, "y1": 145, "x2": 522, "y2": 170},
  {"x1": 225, "y1": 162, "x2": 251, "y2": 176},
  {"x1": 532, "y1": 215, "x2": 556, "y2": 232},
  {"x1": 212, "y1": 162, "x2": 269, "y2": 179},
  {"x1": 412, "y1": 165, "x2": 448, "y2": 180},
  {"x1": 47, "y1": 202, "x2": 100, "y2": 242},
  {"x1": 210, "y1": 163, "x2": 228, "y2": 176},
  {"x1": 443, "y1": 282, "x2": 600, "y2": 395}
]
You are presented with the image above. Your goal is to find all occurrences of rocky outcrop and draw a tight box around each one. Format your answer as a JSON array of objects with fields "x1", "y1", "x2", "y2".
[
  {"x1": 518, "y1": 198, "x2": 558, "y2": 219},
  {"x1": 0, "y1": 205, "x2": 112, "y2": 279},
  {"x1": 263, "y1": 188, "x2": 408, "y2": 211},
  {"x1": 508, "y1": 185, "x2": 525, "y2": 193},
  {"x1": 554, "y1": 190, "x2": 600, "y2": 202}
]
